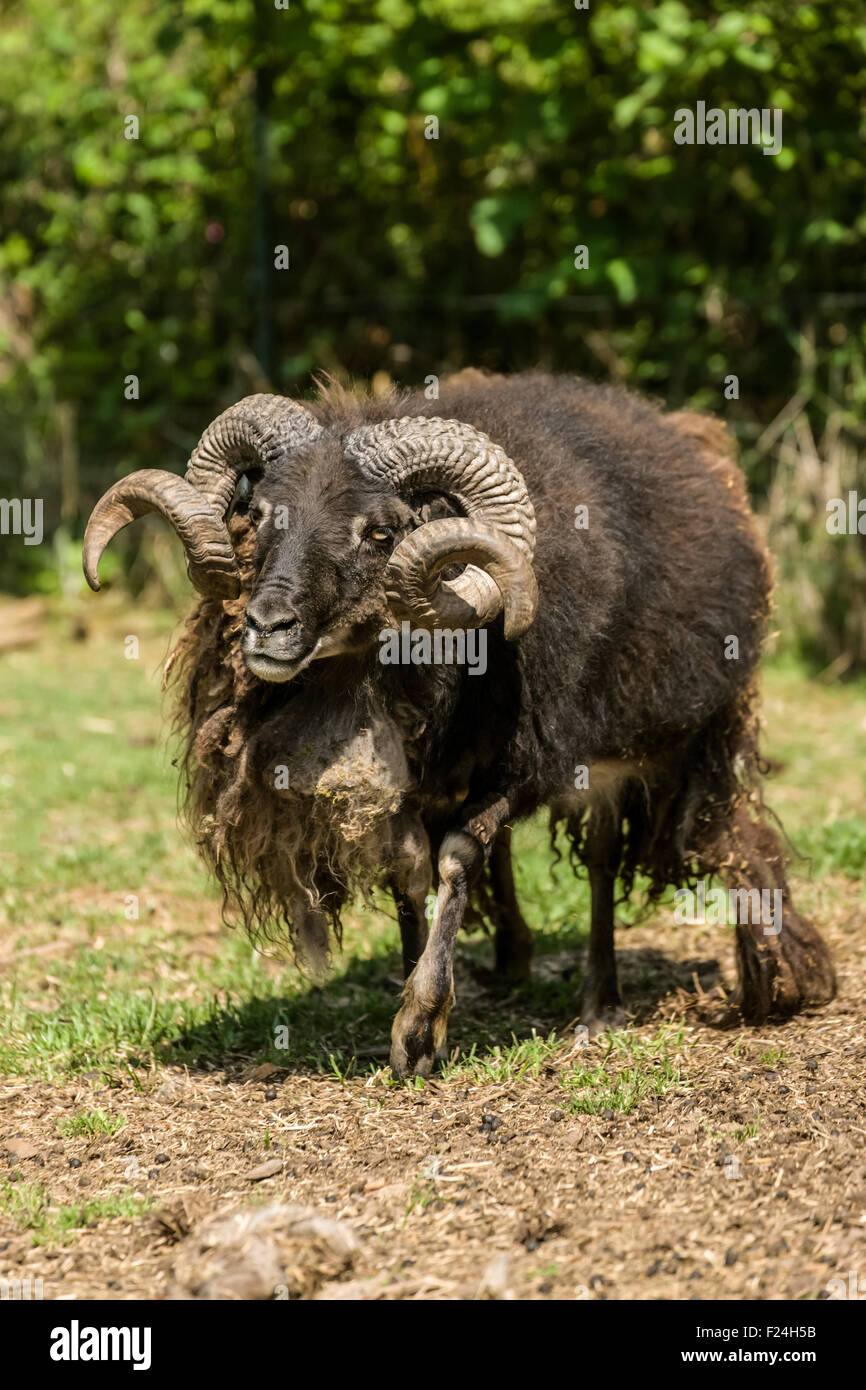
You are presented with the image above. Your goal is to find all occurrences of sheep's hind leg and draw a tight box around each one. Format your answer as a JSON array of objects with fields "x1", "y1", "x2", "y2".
[
  {"x1": 490, "y1": 825, "x2": 534, "y2": 980},
  {"x1": 390, "y1": 796, "x2": 512, "y2": 1079},
  {"x1": 721, "y1": 807, "x2": 836, "y2": 1022},
  {"x1": 579, "y1": 806, "x2": 626, "y2": 1035}
]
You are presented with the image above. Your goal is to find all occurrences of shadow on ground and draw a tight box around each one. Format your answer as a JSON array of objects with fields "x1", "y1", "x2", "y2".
[{"x1": 160, "y1": 936, "x2": 725, "y2": 1077}]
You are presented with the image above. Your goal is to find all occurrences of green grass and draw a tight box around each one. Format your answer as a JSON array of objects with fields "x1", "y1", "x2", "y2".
[
  {"x1": 57, "y1": 1108, "x2": 126, "y2": 1138},
  {"x1": 804, "y1": 818, "x2": 866, "y2": 878},
  {"x1": 561, "y1": 1023, "x2": 690, "y2": 1115},
  {"x1": 758, "y1": 1046, "x2": 790, "y2": 1067},
  {"x1": 403, "y1": 1177, "x2": 443, "y2": 1222},
  {"x1": 735, "y1": 1115, "x2": 761, "y2": 1141},
  {"x1": 0, "y1": 1180, "x2": 151, "y2": 1246},
  {"x1": 0, "y1": 604, "x2": 864, "y2": 1083},
  {"x1": 440, "y1": 1029, "x2": 560, "y2": 1082}
]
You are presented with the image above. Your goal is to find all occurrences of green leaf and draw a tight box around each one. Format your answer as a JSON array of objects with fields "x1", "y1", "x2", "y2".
[{"x1": 605, "y1": 258, "x2": 637, "y2": 304}]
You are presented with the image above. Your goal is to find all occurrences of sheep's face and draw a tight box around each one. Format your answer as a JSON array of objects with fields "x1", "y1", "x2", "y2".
[{"x1": 238, "y1": 441, "x2": 417, "y2": 683}]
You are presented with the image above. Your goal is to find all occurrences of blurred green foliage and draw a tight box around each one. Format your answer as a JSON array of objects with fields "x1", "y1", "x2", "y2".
[{"x1": 1, "y1": 0, "x2": 864, "y2": 658}]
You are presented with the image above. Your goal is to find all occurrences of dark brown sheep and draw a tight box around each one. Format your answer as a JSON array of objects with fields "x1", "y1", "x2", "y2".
[{"x1": 83, "y1": 370, "x2": 836, "y2": 1076}]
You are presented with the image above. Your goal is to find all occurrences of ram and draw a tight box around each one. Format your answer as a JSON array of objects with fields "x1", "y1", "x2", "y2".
[{"x1": 83, "y1": 370, "x2": 836, "y2": 1076}]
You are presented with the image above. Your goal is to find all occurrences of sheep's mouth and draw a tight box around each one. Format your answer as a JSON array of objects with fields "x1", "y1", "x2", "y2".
[{"x1": 243, "y1": 646, "x2": 317, "y2": 684}]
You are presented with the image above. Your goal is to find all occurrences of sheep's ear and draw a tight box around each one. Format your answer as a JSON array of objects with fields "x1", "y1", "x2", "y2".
[
  {"x1": 414, "y1": 493, "x2": 461, "y2": 525},
  {"x1": 228, "y1": 469, "x2": 262, "y2": 518}
]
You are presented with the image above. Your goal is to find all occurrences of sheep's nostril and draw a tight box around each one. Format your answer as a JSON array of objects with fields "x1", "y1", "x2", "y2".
[{"x1": 244, "y1": 607, "x2": 300, "y2": 638}]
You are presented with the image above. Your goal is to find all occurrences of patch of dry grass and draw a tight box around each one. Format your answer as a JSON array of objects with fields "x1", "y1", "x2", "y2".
[{"x1": 0, "y1": 603, "x2": 864, "y2": 1299}]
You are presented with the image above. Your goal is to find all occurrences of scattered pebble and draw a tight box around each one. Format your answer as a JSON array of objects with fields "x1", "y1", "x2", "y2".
[
  {"x1": 4, "y1": 1138, "x2": 41, "y2": 1160},
  {"x1": 247, "y1": 1158, "x2": 284, "y2": 1182},
  {"x1": 247, "y1": 1063, "x2": 278, "y2": 1084}
]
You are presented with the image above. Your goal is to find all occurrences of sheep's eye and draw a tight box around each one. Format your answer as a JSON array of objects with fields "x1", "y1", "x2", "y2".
[{"x1": 368, "y1": 526, "x2": 393, "y2": 545}]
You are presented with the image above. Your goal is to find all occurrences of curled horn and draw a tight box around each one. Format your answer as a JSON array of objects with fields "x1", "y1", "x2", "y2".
[
  {"x1": 382, "y1": 517, "x2": 538, "y2": 641},
  {"x1": 184, "y1": 394, "x2": 323, "y2": 515},
  {"x1": 83, "y1": 470, "x2": 241, "y2": 598},
  {"x1": 82, "y1": 395, "x2": 322, "y2": 598},
  {"x1": 343, "y1": 417, "x2": 538, "y2": 637}
]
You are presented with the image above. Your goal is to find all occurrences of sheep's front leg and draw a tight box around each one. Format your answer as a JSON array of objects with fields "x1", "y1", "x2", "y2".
[
  {"x1": 390, "y1": 797, "x2": 511, "y2": 1078},
  {"x1": 293, "y1": 894, "x2": 332, "y2": 983}
]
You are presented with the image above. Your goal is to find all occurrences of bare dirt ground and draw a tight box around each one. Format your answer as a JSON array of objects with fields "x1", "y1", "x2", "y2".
[
  {"x1": 3, "y1": 889, "x2": 864, "y2": 1302},
  {"x1": 1, "y1": 614, "x2": 863, "y2": 1300}
]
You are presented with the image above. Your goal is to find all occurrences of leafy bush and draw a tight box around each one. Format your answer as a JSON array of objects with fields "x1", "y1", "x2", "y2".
[{"x1": 1, "y1": 1, "x2": 864, "y2": 664}]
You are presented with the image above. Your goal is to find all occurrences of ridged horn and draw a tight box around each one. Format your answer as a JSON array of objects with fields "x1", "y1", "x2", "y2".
[
  {"x1": 83, "y1": 470, "x2": 241, "y2": 598},
  {"x1": 83, "y1": 395, "x2": 322, "y2": 600},
  {"x1": 185, "y1": 394, "x2": 323, "y2": 515},
  {"x1": 384, "y1": 517, "x2": 538, "y2": 640},
  {"x1": 344, "y1": 417, "x2": 537, "y2": 635}
]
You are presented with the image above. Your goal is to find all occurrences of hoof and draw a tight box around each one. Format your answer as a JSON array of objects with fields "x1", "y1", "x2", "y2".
[
  {"x1": 579, "y1": 1001, "x2": 627, "y2": 1038},
  {"x1": 735, "y1": 911, "x2": 836, "y2": 1023},
  {"x1": 389, "y1": 976, "x2": 452, "y2": 1079},
  {"x1": 389, "y1": 1039, "x2": 435, "y2": 1080},
  {"x1": 699, "y1": 995, "x2": 743, "y2": 1030}
]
